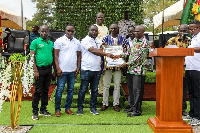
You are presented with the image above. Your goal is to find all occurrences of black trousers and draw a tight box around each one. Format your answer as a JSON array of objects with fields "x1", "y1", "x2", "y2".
[
  {"x1": 183, "y1": 77, "x2": 188, "y2": 112},
  {"x1": 126, "y1": 73, "x2": 145, "y2": 114},
  {"x1": 185, "y1": 70, "x2": 200, "y2": 119},
  {"x1": 32, "y1": 65, "x2": 52, "y2": 114}
]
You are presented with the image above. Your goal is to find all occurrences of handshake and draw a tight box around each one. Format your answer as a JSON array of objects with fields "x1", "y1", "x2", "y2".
[
  {"x1": 105, "y1": 54, "x2": 126, "y2": 68},
  {"x1": 106, "y1": 54, "x2": 122, "y2": 60}
]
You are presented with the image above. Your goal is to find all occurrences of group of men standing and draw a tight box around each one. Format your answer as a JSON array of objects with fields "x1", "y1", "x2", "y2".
[{"x1": 30, "y1": 12, "x2": 150, "y2": 120}]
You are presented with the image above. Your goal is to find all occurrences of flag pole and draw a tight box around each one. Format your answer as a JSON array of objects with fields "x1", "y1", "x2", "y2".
[{"x1": 21, "y1": 0, "x2": 23, "y2": 30}]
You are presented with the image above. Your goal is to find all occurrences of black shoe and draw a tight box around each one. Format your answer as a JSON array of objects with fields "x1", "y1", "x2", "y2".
[
  {"x1": 127, "y1": 111, "x2": 141, "y2": 117},
  {"x1": 124, "y1": 105, "x2": 131, "y2": 110},
  {"x1": 124, "y1": 108, "x2": 133, "y2": 113},
  {"x1": 32, "y1": 113, "x2": 39, "y2": 120},
  {"x1": 39, "y1": 110, "x2": 51, "y2": 116}
]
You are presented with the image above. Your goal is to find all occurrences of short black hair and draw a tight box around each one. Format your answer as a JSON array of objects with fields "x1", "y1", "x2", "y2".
[
  {"x1": 128, "y1": 25, "x2": 135, "y2": 29},
  {"x1": 96, "y1": 12, "x2": 104, "y2": 18},
  {"x1": 111, "y1": 22, "x2": 118, "y2": 26},
  {"x1": 190, "y1": 20, "x2": 200, "y2": 25},
  {"x1": 66, "y1": 24, "x2": 75, "y2": 28},
  {"x1": 33, "y1": 25, "x2": 39, "y2": 30},
  {"x1": 89, "y1": 24, "x2": 98, "y2": 30}
]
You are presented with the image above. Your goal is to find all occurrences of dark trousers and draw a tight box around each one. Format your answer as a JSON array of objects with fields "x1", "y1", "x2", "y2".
[
  {"x1": 126, "y1": 74, "x2": 145, "y2": 107},
  {"x1": 126, "y1": 73, "x2": 145, "y2": 114},
  {"x1": 185, "y1": 70, "x2": 200, "y2": 119},
  {"x1": 183, "y1": 77, "x2": 188, "y2": 112},
  {"x1": 32, "y1": 66, "x2": 52, "y2": 114}
]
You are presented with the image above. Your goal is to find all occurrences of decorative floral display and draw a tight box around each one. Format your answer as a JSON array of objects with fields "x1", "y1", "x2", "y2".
[
  {"x1": 0, "y1": 63, "x2": 12, "y2": 112},
  {"x1": 21, "y1": 55, "x2": 34, "y2": 97},
  {"x1": 0, "y1": 54, "x2": 34, "y2": 112}
]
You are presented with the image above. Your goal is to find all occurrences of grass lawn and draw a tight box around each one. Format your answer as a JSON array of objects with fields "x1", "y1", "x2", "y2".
[{"x1": 0, "y1": 101, "x2": 157, "y2": 133}]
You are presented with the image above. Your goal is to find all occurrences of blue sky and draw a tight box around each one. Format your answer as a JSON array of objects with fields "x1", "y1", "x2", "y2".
[{"x1": 0, "y1": 0, "x2": 37, "y2": 20}]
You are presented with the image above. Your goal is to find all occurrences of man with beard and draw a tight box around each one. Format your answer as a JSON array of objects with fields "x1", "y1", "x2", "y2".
[{"x1": 77, "y1": 25, "x2": 114, "y2": 115}]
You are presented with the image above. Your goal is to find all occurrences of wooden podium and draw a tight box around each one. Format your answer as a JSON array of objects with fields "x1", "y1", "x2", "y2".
[{"x1": 147, "y1": 48, "x2": 194, "y2": 133}]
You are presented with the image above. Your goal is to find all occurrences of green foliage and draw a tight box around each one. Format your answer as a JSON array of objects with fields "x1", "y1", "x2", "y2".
[
  {"x1": 121, "y1": 71, "x2": 156, "y2": 83},
  {"x1": 54, "y1": 0, "x2": 143, "y2": 39},
  {"x1": 8, "y1": 53, "x2": 30, "y2": 62},
  {"x1": 145, "y1": 71, "x2": 156, "y2": 83},
  {"x1": 26, "y1": 0, "x2": 55, "y2": 31}
]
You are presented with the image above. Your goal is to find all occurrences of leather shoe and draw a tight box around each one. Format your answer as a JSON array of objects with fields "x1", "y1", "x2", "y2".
[
  {"x1": 98, "y1": 93, "x2": 103, "y2": 97},
  {"x1": 124, "y1": 108, "x2": 133, "y2": 113},
  {"x1": 55, "y1": 111, "x2": 61, "y2": 117},
  {"x1": 113, "y1": 105, "x2": 120, "y2": 112},
  {"x1": 65, "y1": 109, "x2": 74, "y2": 115},
  {"x1": 100, "y1": 105, "x2": 108, "y2": 111},
  {"x1": 124, "y1": 105, "x2": 131, "y2": 110},
  {"x1": 127, "y1": 111, "x2": 141, "y2": 117}
]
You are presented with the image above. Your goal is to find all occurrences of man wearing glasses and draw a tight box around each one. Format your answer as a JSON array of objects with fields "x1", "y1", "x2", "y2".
[
  {"x1": 54, "y1": 24, "x2": 81, "y2": 117},
  {"x1": 183, "y1": 20, "x2": 200, "y2": 126}
]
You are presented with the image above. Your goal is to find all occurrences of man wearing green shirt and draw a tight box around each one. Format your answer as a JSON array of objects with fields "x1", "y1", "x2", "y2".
[{"x1": 30, "y1": 25, "x2": 55, "y2": 120}]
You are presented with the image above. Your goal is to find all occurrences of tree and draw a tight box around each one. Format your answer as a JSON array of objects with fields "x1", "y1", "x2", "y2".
[
  {"x1": 143, "y1": 0, "x2": 179, "y2": 34},
  {"x1": 26, "y1": 0, "x2": 55, "y2": 31}
]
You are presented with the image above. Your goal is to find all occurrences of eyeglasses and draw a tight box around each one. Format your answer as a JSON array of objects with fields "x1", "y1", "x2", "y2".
[
  {"x1": 189, "y1": 27, "x2": 199, "y2": 32},
  {"x1": 67, "y1": 30, "x2": 75, "y2": 33}
]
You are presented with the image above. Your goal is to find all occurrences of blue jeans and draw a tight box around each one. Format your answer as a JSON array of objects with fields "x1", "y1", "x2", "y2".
[
  {"x1": 77, "y1": 70, "x2": 101, "y2": 110},
  {"x1": 55, "y1": 72, "x2": 75, "y2": 111}
]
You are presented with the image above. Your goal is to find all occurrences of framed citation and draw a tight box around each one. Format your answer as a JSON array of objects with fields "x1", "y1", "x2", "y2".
[{"x1": 104, "y1": 45, "x2": 125, "y2": 68}]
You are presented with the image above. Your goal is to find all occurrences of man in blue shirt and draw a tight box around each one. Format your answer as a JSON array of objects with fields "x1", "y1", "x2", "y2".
[{"x1": 30, "y1": 25, "x2": 40, "y2": 44}]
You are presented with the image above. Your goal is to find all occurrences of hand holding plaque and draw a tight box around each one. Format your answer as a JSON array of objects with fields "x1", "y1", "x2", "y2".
[{"x1": 104, "y1": 46, "x2": 125, "y2": 68}]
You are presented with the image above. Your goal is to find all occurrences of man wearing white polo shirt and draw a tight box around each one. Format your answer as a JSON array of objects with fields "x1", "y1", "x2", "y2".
[
  {"x1": 77, "y1": 25, "x2": 114, "y2": 116},
  {"x1": 54, "y1": 24, "x2": 81, "y2": 117},
  {"x1": 183, "y1": 20, "x2": 200, "y2": 126}
]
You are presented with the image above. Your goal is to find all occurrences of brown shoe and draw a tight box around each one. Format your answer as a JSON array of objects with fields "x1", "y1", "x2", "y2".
[
  {"x1": 55, "y1": 111, "x2": 61, "y2": 117},
  {"x1": 98, "y1": 93, "x2": 103, "y2": 97},
  {"x1": 100, "y1": 105, "x2": 108, "y2": 111},
  {"x1": 113, "y1": 105, "x2": 120, "y2": 112},
  {"x1": 65, "y1": 109, "x2": 74, "y2": 115}
]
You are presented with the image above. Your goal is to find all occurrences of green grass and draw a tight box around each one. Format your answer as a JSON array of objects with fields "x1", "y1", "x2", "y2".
[
  {"x1": 29, "y1": 125, "x2": 151, "y2": 133},
  {"x1": 0, "y1": 101, "x2": 156, "y2": 133}
]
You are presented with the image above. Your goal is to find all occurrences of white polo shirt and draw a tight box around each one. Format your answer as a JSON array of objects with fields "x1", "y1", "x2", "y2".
[
  {"x1": 185, "y1": 32, "x2": 200, "y2": 71},
  {"x1": 54, "y1": 35, "x2": 81, "y2": 72},
  {"x1": 81, "y1": 35, "x2": 101, "y2": 71}
]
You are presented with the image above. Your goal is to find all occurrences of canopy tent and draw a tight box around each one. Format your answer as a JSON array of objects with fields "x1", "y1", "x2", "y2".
[
  {"x1": 153, "y1": 0, "x2": 185, "y2": 29},
  {"x1": 0, "y1": 3, "x2": 26, "y2": 30}
]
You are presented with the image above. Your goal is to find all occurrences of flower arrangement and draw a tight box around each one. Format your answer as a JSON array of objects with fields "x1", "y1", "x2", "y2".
[{"x1": 0, "y1": 53, "x2": 34, "y2": 112}]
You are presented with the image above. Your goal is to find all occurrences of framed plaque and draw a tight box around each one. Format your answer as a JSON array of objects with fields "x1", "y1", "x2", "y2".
[{"x1": 104, "y1": 45, "x2": 125, "y2": 68}]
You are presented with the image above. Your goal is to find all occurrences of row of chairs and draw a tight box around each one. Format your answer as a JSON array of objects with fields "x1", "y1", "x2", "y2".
[{"x1": 2, "y1": 30, "x2": 65, "y2": 57}]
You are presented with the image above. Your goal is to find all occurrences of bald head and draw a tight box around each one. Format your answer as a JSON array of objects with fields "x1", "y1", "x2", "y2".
[
  {"x1": 134, "y1": 25, "x2": 145, "y2": 39},
  {"x1": 179, "y1": 24, "x2": 188, "y2": 33},
  {"x1": 40, "y1": 25, "x2": 49, "y2": 40}
]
